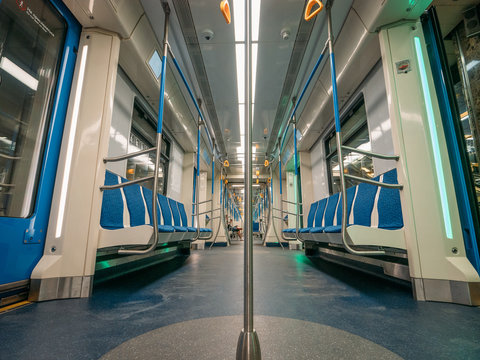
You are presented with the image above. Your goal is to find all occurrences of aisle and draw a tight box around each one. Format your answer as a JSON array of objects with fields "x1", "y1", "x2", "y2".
[{"x1": 0, "y1": 245, "x2": 479, "y2": 359}]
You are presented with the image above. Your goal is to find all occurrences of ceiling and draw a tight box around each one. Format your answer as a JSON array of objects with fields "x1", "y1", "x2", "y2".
[{"x1": 141, "y1": 0, "x2": 426, "y2": 179}]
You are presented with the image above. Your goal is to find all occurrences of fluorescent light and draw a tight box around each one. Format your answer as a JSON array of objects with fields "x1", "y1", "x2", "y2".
[
  {"x1": 231, "y1": 184, "x2": 244, "y2": 188},
  {"x1": 414, "y1": 36, "x2": 452, "y2": 239},
  {"x1": 233, "y1": 0, "x2": 245, "y2": 42},
  {"x1": 56, "y1": 45, "x2": 89, "y2": 238},
  {"x1": 239, "y1": 104, "x2": 245, "y2": 136},
  {"x1": 0, "y1": 57, "x2": 38, "y2": 91},
  {"x1": 252, "y1": 0, "x2": 261, "y2": 42},
  {"x1": 236, "y1": 43, "x2": 245, "y2": 104}
]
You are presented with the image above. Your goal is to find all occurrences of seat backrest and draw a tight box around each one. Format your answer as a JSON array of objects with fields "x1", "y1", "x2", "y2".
[
  {"x1": 177, "y1": 202, "x2": 189, "y2": 227},
  {"x1": 168, "y1": 198, "x2": 183, "y2": 226},
  {"x1": 324, "y1": 193, "x2": 340, "y2": 227},
  {"x1": 121, "y1": 178, "x2": 147, "y2": 227},
  {"x1": 314, "y1": 198, "x2": 327, "y2": 227},
  {"x1": 307, "y1": 201, "x2": 319, "y2": 228},
  {"x1": 253, "y1": 222, "x2": 259, "y2": 232},
  {"x1": 377, "y1": 168, "x2": 403, "y2": 229},
  {"x1": 100, "y1": 171, "x2": 124, "y2": 229},
  {"x1": 334, "y1": 186, "x2": 357, "y2": 226},
  {"x1": 352, "y1": 177, "x2": 380, "y2": 227},
  {"x1": 142, "y1": 187, "x2": 162, "y2": 226},
  {"x1": 158, "y1": 194, "x2": 173, "y2": 226}
]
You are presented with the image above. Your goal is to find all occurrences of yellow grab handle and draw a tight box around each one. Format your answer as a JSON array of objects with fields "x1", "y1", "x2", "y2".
[
  {"x1": 224, "y1": 159, "x2": 230, "y2": 167},
  {"x1": 220, "y1": 0, "x2": 231, "y2": 24},
  {"x1": 304, "y1": 0, "x2": 324, "y2": 21}
]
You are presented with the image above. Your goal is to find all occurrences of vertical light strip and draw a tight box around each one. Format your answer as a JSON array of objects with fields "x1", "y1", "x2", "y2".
[
  {"x1": 414, "y1": 36, "x2": 453, "y2": 239},
  {"x1": 239, "y1": 103, "x2": 245, "y2": 135},
  {"x1": 233, "y1": 0, "x2": 245, "y2": 42},
  {"x1": 252, "y1": 0, "x2": 261, "y2": 42},
  {"x1": 235, "y1": 43, "x2": 245, "y2": 104},
  {"x1": 56, "y1": 45, "x2": 89, "y2": 238},
  {"x1": 252, "y1": 43, "x2": 258, "y2": 103}
]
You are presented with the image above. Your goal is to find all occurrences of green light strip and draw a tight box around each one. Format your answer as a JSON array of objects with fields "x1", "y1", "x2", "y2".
[{"x1": 414, "y1": 36, "x2": 453, "y2": 239}]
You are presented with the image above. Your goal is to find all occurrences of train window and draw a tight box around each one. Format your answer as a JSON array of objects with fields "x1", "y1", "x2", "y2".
[
  {"x1": 0, "y1": 0, "x2": 66, "y2": 217},
  {"x1": 126, "y1": 102, "x2": 170, "y2": 195},
  {"x1": 325, "y1": 98, "x2": 373, "y2": 194},
  {"x1": 440, "y1": 7, "x2": 480, "y2": 216}
]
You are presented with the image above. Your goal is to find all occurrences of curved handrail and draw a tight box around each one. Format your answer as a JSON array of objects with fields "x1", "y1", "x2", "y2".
[{"x1": 325, "y1": 3, "x2": 386, "y2": 256}]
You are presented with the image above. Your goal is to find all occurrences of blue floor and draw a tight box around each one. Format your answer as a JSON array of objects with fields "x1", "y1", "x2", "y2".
[{"x1": 0, "y1": 244, "x2": 479, "y2": 359}]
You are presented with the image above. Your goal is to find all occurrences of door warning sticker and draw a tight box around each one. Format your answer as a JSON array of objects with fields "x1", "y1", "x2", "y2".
[{"x1": 17, "y1": 1, "x2": 55, "y2": 37}]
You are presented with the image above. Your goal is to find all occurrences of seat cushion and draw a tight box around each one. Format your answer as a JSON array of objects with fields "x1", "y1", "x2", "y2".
[
  {"x1": 173, "y1": 226, "x2": 188, "y2": 232},
  {"x1": 158, "y1": 225, "x2": 175, "y2": 233},
  {"x1": 323, "y1": 225, "x2": 342, "y2": 233},
  {"x1": 309, "y1": 227, "x2": 326, "y2": 234},
  {"x1": 299, "y1": 228, "x2": 313, "y2": 233}
]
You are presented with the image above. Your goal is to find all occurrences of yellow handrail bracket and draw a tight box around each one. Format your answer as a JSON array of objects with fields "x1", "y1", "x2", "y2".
[
  {"x1": 304, "y1": 0, "x2": 324, "y2": 21},
  {"x1": 220, "y1": 0, "x2": 231, "y2": 24}
]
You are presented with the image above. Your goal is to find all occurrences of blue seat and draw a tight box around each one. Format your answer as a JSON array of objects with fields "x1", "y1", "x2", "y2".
[
  {"x1": 157, "y1": 194, "x2": 186, "y2": 232},
  {"x1": 101, "y1": 171, "x2": 174, "y2": 233},
  {"x1": 100, "y1": 171, "x2": 124, "y2": 230},
  {"x1": 283, "y1": 201, "x2": 319, "y2": 234},
  {"x1": 310, "y1": 194, "x2": 339, "y2": 234},
  {"x1": 142, "y1": 188, "x2": 175, "y2": 232},
  {"x1": 324, "y1": 186, "x2": 357, "y2": 233},
  {"x1": 253, "y1": 222, "x2": 260, "y2": 232},
  {"x1": 168, "y1": 198, "x2": 188, "y2": 232},
  {"x1": 177, "y1": 202, "x2": 212, "y2": 232},
  {"x1": 377, "y1": 169, "x2": 403, "y2": 230}
]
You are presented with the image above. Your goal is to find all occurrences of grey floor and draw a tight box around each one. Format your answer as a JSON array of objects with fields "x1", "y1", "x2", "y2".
[{"x1": 1, "y1": 242, "x2": 480, "y2": 359}]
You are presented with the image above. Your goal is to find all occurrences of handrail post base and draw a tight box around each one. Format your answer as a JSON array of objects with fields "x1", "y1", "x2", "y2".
[{"x1": 236, "y1": 329, "x2": 261, "y2": 360}]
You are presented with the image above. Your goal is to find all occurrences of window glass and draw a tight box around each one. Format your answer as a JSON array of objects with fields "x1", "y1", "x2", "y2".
[
  {"x1": 441, "y1": 9, "x2": 480, "y2": 217},
  {"x1": 325, "y1": 99, "x2": 373, "y2": 194},
  {"x1": 0, "y1": 0, "x2": 66, "y2": 217},
  {"x1": 126, "y1": 102, "x2": 170, "y2": 195}
]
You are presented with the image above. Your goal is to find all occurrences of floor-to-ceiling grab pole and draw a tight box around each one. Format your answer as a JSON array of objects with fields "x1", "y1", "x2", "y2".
[
  {"x1": 236, "y1": 0, "x2": 261, "y2": 358},
  {"x1": 270, "y1": 164, "x2": 285, "y2": 249},
  {"x1": 193, "y1": 101, "x2": 203, "y2": 241},
  {"x1": 117, "y1": 5, "x2": 170, "y2": 255},
  {"x1": 292, "y1": 102, "x2": 302, "y2": 242}
]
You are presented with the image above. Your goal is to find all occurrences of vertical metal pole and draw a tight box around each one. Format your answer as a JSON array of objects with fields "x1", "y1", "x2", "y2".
[
  {"x1": 327, "y1": 2, "x2": 348, "y2": 238},
  {"x1": 237, "y1": 0, "x2": 261, "y2": 358},
  {"x1": 193, "y1": 100, "x2": 202, "y2": 240},
  {"x1": 118, "y1": 5, "x2": 169, "y2": 255},
  {"x1": 293, "y1": 107, "x2": 300, "y2": 240}
]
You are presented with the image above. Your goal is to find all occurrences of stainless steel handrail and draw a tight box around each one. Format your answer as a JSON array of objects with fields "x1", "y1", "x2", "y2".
[
  {"x1": 341, "y1": 146, "x2": 400, "y2": 161},
  {"x1": 193, "y1": 199, "x2": 213, "y2": 205},
  {"x1": 281, "y1": 199, "x2": 303, "y2": 206},
  {"x1": 195, "y1": 208, "x2": 221, "y2": 216},
  {"x1": 326, "y1": 3, "x2": 386, "y2": 256},
  {"x1": 100, "y1": 176, "x2": 154, "y2": 191},
  {"x1": 103, "y1": 147, "x2": 156, "y2": 163},
  {"x1": 344, "y1": 174, "x2": 403, "y2": 190},
  {"x1": 0, "y1": 153, "x2": 21, "y2": 160},
  {"x1": 0, "y1": 183, "x2": 15, "y2": 187}
]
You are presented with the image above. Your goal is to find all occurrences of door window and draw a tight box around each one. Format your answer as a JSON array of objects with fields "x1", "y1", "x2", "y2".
[{"x1": 0, "y1": 0, "x2": 66, "y2": 217}]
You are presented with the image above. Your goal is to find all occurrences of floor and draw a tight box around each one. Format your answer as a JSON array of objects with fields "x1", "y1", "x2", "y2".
[{"x1": 0, "y1": 242, "x2": 479, "y2": 359}]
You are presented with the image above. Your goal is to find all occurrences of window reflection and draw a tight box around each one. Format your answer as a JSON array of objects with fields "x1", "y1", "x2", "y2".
[
  {"x1": 325, "y1": 100, "x2": 373, "y2": 194},
  {"x1": 126, "y1": 102, "x2": 170, "y2": 195}
]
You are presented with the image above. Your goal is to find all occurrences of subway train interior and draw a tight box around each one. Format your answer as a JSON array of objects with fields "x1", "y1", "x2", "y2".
[{"x1": 1, "y1": 0, "x2": 480, "y2": 358}]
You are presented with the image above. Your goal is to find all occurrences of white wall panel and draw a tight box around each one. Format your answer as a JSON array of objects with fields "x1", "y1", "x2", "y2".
[
  {"x1": 167, "y1": 141, "x2": 184, "y2": 201},
  {"x1": 107, "y1": 73, "x2": 134, "y2": 175}
]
